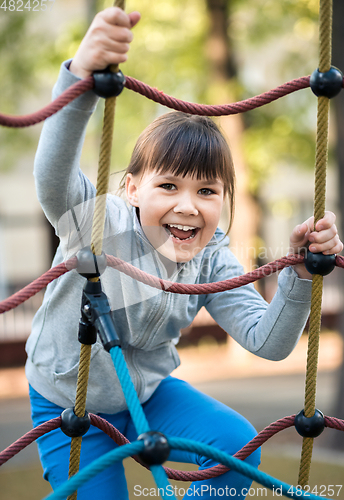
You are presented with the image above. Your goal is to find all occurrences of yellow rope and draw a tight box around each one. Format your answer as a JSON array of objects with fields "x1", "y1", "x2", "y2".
[
  {"x1": 67, "y1": 2, "x2": 126, "y2": 497},
  {"x1": 90, "y1": 96, "x2": 117, "y2": 255},
  {"x1": 67, "y1": 437, "x2": 82, "y2": 500},
  {"x1": 297, "y1": 0, "x2": 332, "y2": 488},
  {"x1": 298, "y1": 275, "x2": 323, "y2": 486},
  {"x1": 67, "y1": 343, "x2": 92, "y2": 499}
]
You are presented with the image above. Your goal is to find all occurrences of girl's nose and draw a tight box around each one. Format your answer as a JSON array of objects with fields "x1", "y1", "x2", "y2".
[{"x1": 173, "y1": 193, "x2": 199, "y2": 216}]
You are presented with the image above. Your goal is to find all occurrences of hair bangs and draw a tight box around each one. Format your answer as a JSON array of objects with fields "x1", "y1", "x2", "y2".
[
  {"x1": 121, "y1": 111, "x2": 236, "y2": 233},
  {"x1": 148, "y1": 118, "x2": 230, "y2": 189}
]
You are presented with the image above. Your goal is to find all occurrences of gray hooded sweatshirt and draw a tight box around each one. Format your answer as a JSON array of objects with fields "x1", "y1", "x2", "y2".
[{"x1": 25, "y1": 61, "x2": 312, "y2": 414}]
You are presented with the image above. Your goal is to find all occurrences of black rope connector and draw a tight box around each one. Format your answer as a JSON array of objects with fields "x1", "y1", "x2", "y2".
[
  {"x1": 81, "y1": 280, "x2": 121, "y2": 351},
  {"x1": 93, "y1": 68, "x2": 126, "y2": 98},
  {"x1": 304, "y1": 251, "x2": 336, "y2": 276},
  {"x1": 310, "y1": 67, "x2": 343, "y2": 98},
  {"x1": 294, "y1": 409, "x2": 325, "y2": 438},
  {"x1": 78, "y1": 313, "x2": 97, "y2": 345},
  {"x1": 137, "y1": 431, "x2": 170, "y2": 466},
  {"x1": 60, "y1": 408, "x2": 91, "y2": 438},
  {"x1": 76, "y1": 246, "x2": 107, "y2": 279}
]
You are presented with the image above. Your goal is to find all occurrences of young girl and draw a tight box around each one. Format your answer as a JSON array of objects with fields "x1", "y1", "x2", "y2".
[{"x1": 26, "y1": 7, "x2": 342, "y2": 499}]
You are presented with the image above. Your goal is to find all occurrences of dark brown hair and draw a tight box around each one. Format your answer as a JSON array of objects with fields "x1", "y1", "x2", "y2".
[{"x1": 120, "y1": 111, "x2": 235, "y2": 232}]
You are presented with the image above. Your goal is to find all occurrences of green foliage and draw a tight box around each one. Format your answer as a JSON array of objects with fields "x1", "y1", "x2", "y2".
[
  {"x1": 0, "y1": 0, "x2": 325, "y2": 186},
  {"x1": 230, "y1": 0, "x2": 320, "y2": 193},
  {"x1": 0, "y1": 13, "x2": 54, "y2": 171},
  {"x1": 93, "y1": 0, "x2": 210, "y2": 172}
]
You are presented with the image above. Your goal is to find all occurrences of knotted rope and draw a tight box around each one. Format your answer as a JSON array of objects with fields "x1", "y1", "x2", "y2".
[
  {"x1": 67, "y1": 2, "x2": 126, "y2": 497},
  {"x1": 298, "y1": 0, "x2": 333, "y2": 488}
]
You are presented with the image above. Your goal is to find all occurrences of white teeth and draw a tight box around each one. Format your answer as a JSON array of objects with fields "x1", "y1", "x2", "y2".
[
  {"x1": 168, "y1": 224, "x2": 196, "y2": 231},
  {"x1": 165, "y1": 226, "x2": 196, "y2": 241}
]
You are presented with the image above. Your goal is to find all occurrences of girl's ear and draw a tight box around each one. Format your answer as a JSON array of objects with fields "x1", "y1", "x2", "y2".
[{"x1": 126, "y1": 173, "x2": 139, "y2": 207}]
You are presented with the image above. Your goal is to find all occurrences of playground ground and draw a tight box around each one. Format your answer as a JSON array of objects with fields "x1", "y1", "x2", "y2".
[{"x1": 0, "y1": 330, "x2": 344, "y2": 499}]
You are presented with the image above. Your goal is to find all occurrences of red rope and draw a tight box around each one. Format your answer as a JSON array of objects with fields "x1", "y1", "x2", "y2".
[
  {"x1": 3, "y1": 253, "x2": 344, "y2": 314},
  {"x1": 0, "y1": 78, "x2": 94, "y2": 128},
  {"x1": 335, "y1": 254, "x2": 344, "y2": 268},
  {"x1": 0, "y1": 254, "x2": 303, "y2": 313},
  {"x1": 1, "y1": 413, "x2": 344, "y2": 481},
  {"x1": 164, "y1": 415, "x2": 296, "y2": 481},
  {"x1": 0, "y1": 417, "x2": 61, "y2": 466},
  {"x1": 124, "y1": 76, "x2": 311, "y2": 116},
  {"x1": 0, "y1": 75, "x2": 314, "y2": 128},
  {"x1": 0, "y1": 257, "x2": 77, "y2": 314},
  {"x1": 91, "y1": 414, "x2": 344, "y2": 481},
  {"x1": 106, "y1": 253, "x2": 305, "y2": 294}
]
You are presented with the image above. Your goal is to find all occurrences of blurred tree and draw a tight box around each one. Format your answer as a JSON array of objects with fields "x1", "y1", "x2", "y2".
[
  {"x1": 204, "y1": 0, "x2": 259, "y2": 271},
  {"x1": 0, "y1": 1, "x2": 336, "y2": 266},
  {"x1": 230, "y1": 0, "x2": 320, "y2": 194},
  {"x1": 0, "y1": 14, "x2": 53, "y2": 171}
]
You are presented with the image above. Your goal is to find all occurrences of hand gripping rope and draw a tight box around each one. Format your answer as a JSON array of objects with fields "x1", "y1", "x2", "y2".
[{"x1": 1, "y1": 0, "x2": 344, "y2": 498}]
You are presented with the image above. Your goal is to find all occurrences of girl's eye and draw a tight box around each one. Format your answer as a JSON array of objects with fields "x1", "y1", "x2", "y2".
[
  {"x1": 198, "y1": 188, "x2": 215, "y2": 196},
  {"x1": 159, "y1": 183, "x2": 176, "y2": 191}
]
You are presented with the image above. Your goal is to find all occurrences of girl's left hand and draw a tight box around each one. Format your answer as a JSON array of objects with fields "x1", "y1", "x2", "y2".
[{"x1": 289, "y1": 211, "x2": 343, "y2": 279}]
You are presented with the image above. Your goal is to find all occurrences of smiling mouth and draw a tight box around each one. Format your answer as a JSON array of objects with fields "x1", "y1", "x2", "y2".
[{"x1": 163, "y1": 224, "x2": 200, "y2": 241}]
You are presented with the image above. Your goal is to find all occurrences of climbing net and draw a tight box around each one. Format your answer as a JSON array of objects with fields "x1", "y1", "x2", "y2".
[{"x1": 1, "y1": 0, "x2": 344, "y2": 498}]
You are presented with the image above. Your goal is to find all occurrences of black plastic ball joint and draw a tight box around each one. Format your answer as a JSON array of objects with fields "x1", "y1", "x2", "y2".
[
  {"x1": 76, "y1": 246, "x2": 107, "y2": 279},
  {"x1": 60, "y1": 408, "x2": 91, "y2": 438},
  {"x1": 294, "y1": 409, "x2": 325, "y2": 438},
  {"x1": 310, "y1": 66, "x2": 343, "y2": 98},
  {"x1": 137, "y1": 431, "x2": 170, "y2": 466},
  {"x1": 93, "y1": 68, "x2": 126, "y2": 98},
  {"x1": 304, "y1": 251, "x2": 336, "y2": 276}
]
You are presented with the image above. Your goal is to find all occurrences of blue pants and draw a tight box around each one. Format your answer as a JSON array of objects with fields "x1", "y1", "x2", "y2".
[{"x1": 29, "y1": 376, "x2": 260, "y2": 499}]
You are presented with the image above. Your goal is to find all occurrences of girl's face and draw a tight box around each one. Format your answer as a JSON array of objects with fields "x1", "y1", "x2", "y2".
[{"x1": 126, "y1": 170, "x2": 225, "y2": 263}]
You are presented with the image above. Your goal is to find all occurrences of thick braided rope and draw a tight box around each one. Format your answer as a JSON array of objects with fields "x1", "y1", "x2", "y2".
[
  {"x1": 124, "y1": 75, "x2": 312, "y2": 116},
  {"x1": 91, "y1": 414, "x2": 344, "y2": 482},
  {"x1": 45, "y1": 442, "x2": 145, "y2": 500},
  {"x1": 167, "y1": 438, "x2": 327, "y2": 500},
  {"x1": 110, "y1": 346, "x2": 150, "y2": 435},
  {"x1": 0, "y1": 75, "x2": 314, "y2": 127},
  {"x1": 0, "y1": 417, "x2": 62, "y2": 466},
  {"x1": 0, "y1": 254, "x2": 305, "y2": 314},
  {"x1": 44, "y1": 435, "x2": 333, "y2": 500},
  {"x1": 67, "y1": 3, "x2": 131, "y2": 497},
  {"x1": 106, "y1": 254, "x2": 305, "y2": 294},
  {"x1": 0, "y1": 258, "x2": 77, "y2": 314},
  {"x1": 2, "y1": 254, "x2": 344, "y2": 314},
  {"x1": 298, "y1": 0, "x2": 332, "y2": 488},
  {"x1": 90, "y1": 97, "x2": 116, "y2": 255},
  {"x1": 2, "y1": 413, "x2": 344, "y2": 481},
  {"x1": 69, "y1": 95, "x2": 118, "y2": 478},
  {"x1": 0, "y1": 78, "x2": 94, "y2": 127},
  {"x1": 109, "y1": 345, "x2": 177, "y2": 498},
  {"x1": 67, "y1": 343, "x2": 93, "y2": 500}
]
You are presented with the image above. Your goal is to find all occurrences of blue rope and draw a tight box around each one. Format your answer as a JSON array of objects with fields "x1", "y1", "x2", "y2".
[
  {"x1": 109, "y1": 345, "x2": 177, "y2": 499},
  {"x1": 42, "y1": 435, "x2": 332, "y2": 500},
  {"x1": 168, "y1": 437, "x2": 330, "y2": 500},
  {"x1": 150, "y1": 465, "x2": 175, "y2": 498},
  {"x1": 43, "y1": 438, "x2": 177, "y2": 500},
  {"x1": 43, "y1": 441, "x2": 144, "y2": 500},
  {"x1": 110, "y1": 345, "x2": 150, "y2": 435},
  {"x1": 51, "y1": 345, "x2": 325, "y2": 500}
]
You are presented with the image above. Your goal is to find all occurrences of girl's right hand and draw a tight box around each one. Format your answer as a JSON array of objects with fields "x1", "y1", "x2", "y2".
[{"x1": 69, "y1": 7, "x2": 140, "y2": 79}]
